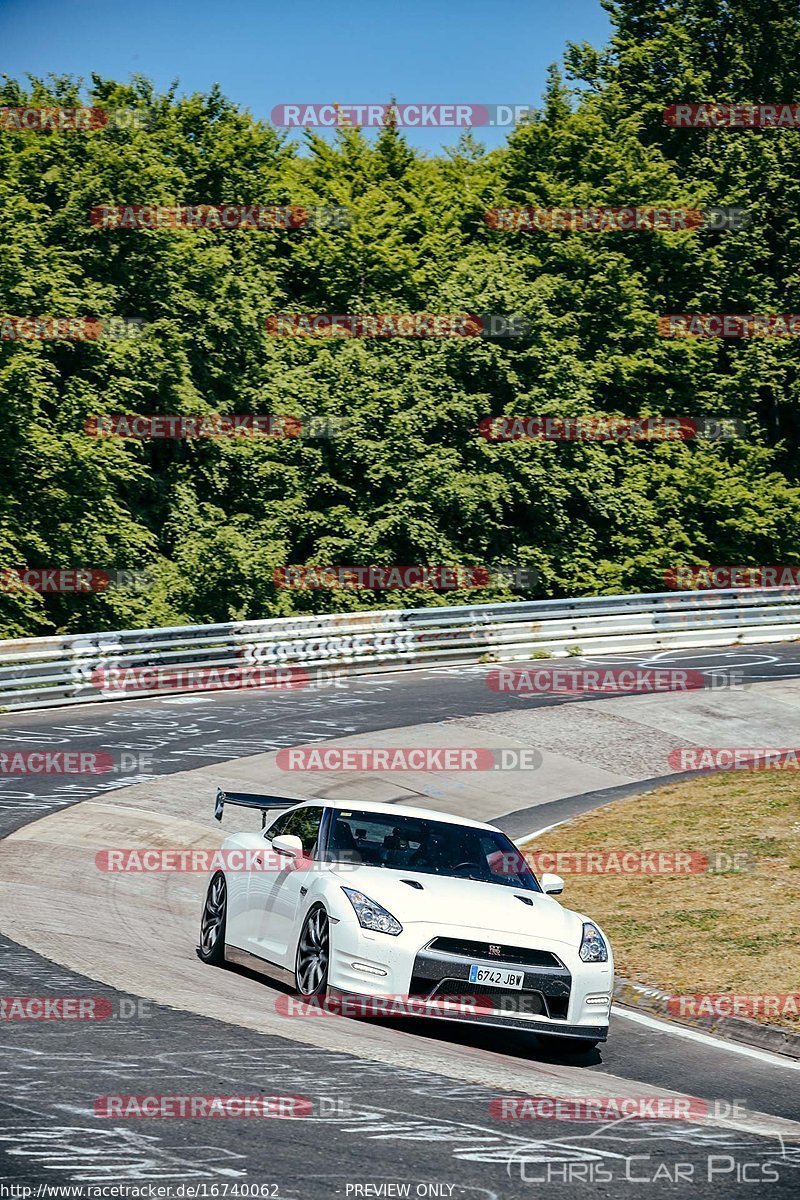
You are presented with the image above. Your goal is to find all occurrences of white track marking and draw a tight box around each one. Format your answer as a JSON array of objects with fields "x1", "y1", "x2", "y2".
[
  {"x1": 513, "y1": 820, "x2": 569, "y2": 844},
  {"x1": 613, "y1": 1006, "x2": 800, "y2": 1070}
]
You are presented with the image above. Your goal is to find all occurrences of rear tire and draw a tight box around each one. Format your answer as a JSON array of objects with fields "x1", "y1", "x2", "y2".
[{"x1": 199, "y1": 872, "x2": 227, "y2": 964}]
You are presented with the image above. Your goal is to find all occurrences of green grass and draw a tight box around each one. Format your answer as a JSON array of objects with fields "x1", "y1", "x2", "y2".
[{"x1": 521, "y1": 771, "x2": 800, "y2": 1028}]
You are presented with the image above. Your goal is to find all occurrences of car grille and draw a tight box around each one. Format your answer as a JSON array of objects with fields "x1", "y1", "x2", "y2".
[
  {"x1": 427, "y1": 978, "x2": 568, "y2": 1021},
  {"x1": 427, "y1": 936, "x2": 564, "y2": 969}
]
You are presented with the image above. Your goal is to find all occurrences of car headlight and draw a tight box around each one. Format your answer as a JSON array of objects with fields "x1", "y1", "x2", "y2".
[
  {"x1": 579, "y1": 921, "x2": 608, "y2": 962},
  {"x1": 342, "y1": 887, "x2": 403, "y2": 936}
]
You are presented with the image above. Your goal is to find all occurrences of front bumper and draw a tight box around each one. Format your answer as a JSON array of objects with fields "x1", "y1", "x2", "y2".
[
  {"x1": 327, "y1": 985, "x2": 608, "y2": 1040},
  {"x1": 327, "y1": 919, "x2": 612, "y2": 1040}
]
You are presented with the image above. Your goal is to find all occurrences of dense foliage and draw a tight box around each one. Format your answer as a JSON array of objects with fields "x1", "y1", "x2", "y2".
[{"x1": 2, "y1": 0, "x2": 800, "y2": 637}]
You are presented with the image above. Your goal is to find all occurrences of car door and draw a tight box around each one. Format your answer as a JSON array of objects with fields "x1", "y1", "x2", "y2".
[
  {"x1": 238, "y1": 809, "x2": 295, "y2": 953},
  {"x1": 223, "y1": 829, "x2": 270, "y2": 950},
  {"x1": 248, "y1": 806, "x2": 325, "y2": 966}
]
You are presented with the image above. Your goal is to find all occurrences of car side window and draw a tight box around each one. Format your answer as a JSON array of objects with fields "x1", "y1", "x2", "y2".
[
  {"x1": 270, "y1": 807, "x2": 324, "y2": 857},
  {"x1": 263, "y1": 811, "x2": 293, "y2": 840}
]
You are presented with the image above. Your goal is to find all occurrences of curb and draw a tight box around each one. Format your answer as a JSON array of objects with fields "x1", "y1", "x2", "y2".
[{"x1": 613, "y1": 976, "x2": 800, "y2": 1060}]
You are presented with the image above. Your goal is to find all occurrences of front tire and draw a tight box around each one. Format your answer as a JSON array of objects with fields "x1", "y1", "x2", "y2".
[
  {"x1": 295, "y1": 905, "x2": 330, "y2": 997},
  {"x1": 199, "y1": 872, "x2": 227, "y2": 964}
]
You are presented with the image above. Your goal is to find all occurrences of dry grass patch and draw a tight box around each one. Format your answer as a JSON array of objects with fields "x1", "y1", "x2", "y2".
[{"x1": 520, "y1": 771, "x2": 800, "y2": 1028}]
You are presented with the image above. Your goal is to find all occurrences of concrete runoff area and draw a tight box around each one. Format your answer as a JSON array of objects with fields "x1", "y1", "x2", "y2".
[{"x1": 1, "y1": 677, "x2": 800, "y2": 1140}]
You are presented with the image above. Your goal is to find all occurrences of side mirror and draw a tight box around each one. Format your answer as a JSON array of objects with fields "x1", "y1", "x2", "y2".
[
  {"x1": 540, "y1": 872, "x2": 564, "y2": 896},
  {"x1": 271, "y1": 834, "x2": 304, "y2": 859}
]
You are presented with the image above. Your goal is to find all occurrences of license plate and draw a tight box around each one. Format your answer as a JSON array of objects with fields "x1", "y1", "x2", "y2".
[{"x1": 468, "y1": 965, "x2": 524, "y2": 989}]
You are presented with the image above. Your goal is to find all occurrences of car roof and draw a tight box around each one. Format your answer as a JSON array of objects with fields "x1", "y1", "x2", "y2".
[{"x1": 284, "y1": 797, "x2": 498, "y2": 832}]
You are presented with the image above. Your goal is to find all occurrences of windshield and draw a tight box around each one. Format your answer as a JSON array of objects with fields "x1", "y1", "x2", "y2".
[{"x1": 326, "y1": 809, "x2": 541, "y2": 891}]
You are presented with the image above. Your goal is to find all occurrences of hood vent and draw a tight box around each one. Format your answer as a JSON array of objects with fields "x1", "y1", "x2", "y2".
[
  {"x1": 516, "y1": 895, "x2": 534, "y2": 906},
  {"x1": 401, "y1": 879, "x2": 424, "y2": 889}
]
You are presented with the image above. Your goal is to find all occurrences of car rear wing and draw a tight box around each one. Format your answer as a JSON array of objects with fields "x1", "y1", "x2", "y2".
[{"x1": 214, "y1": 787, "x2": 299, "y2": 827}]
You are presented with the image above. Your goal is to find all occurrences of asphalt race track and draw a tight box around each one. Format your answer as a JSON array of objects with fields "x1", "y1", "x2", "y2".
[{"x1": 1, "y1": 643, "x2": 800, "y2": 1197}]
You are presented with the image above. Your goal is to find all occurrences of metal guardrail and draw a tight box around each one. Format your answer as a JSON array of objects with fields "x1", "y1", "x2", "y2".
[{"x1": 0, "y1": 587, "x2": 798, "y2": 711}]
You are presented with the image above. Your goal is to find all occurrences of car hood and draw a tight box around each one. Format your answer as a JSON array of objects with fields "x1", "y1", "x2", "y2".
[{"x1": 330, "y1": 864, "x2": 584, "y2": 945}]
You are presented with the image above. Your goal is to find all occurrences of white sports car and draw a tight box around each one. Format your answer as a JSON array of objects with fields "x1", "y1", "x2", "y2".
[{"x1": 199, "y1": 790, "x2": 614, "y2": 1050}]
